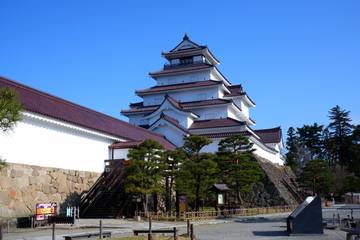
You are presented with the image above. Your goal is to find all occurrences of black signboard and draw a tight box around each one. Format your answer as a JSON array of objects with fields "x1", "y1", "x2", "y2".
[{"x1": 287, "y1": 196, "x2": 323, "y2": 234}]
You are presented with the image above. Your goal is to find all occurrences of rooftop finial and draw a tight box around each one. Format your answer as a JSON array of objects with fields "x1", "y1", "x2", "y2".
[{"x1": 183, "y1": 33, "x2": 189, "y2": 41}]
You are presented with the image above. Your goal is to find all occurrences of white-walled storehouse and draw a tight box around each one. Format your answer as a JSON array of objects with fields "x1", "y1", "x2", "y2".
[
  {"x1": 0, "y1": 77, "x2": 175, "y2": 172},
  {"x1": 122, "y1": 34, "x2": 284, "y2": 164}
]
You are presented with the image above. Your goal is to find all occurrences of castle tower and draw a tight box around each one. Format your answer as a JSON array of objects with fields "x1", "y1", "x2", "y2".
[{"x1": 122, "y1": 34, "x2": 283, "y2": 164}]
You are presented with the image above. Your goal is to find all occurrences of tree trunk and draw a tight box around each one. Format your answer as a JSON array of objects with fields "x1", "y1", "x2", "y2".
[
  {"x1": 195, "y1": 175, "x2": 201, "y2": 211},
  {"x1": 169, "y1": 177, "x2": 174, "y2": 213},
  {"x1": 143, "y1": 194, "x2": 148, "y2": 217},
  {"x1": 236, "y1": 181, "x2": 243, "y2": 205}
]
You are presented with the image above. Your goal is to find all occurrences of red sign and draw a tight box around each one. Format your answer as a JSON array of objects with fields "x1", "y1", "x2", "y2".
[{"x1": 35, "y1": 203, "x2": 57, "y2": 221}]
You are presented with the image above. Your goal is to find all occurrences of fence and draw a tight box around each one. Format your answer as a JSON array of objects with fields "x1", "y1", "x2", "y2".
[{"x1": 136, "y1": 205, "x2": 297, "y2": 222}]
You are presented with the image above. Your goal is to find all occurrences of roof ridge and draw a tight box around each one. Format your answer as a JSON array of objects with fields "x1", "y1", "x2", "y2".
[
  {"x1": 0, "y1": 76, "x2": 170, "y2": 142},
  {"x1": 159, "y1": 113, "x2": 189, "y2": 133},
  {"x1": 193, "y1": 117, "x2": 243, "y2": 123},
  {"x1": 254, "y1": 127, "x2": 282, "y2": 132},
  {"x1": 0, "y1": 76, "x2": 123, "y2": 122}
]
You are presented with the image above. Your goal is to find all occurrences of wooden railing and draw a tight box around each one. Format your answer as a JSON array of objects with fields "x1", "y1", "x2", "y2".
[{"x1": 136, "y1": 205, "x2": 297, "y2": 222}]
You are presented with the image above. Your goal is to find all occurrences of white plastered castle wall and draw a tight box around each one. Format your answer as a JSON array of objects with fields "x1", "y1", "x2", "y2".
[
  {"x1": 200, "y1": 137, "x2": 283, "y2": 165},
  {"x1": 0, "y1": 111, "x2": 127, "y2": 172},
  {"x1": 155, "y1": 70, "x2": 212, "y2": 86},
  {"x1": 142, "y1": 86, "x2": 221, "y2": 106}
]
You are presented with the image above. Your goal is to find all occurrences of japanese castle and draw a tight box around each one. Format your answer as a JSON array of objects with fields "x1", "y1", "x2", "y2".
[{"x1": 122, "y1": 34, "x2": 284, "y2": 164}]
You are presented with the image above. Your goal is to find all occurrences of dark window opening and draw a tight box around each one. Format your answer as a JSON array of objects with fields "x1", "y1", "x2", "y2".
[{"x1": 180, "y1": 57, "x2": 193, "y2": 65}]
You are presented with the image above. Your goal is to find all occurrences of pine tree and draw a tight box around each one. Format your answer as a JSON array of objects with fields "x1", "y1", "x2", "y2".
[
  {"x1": 163, "y1": 148, "x2": 185, "y2": 213},
  {"x1": 177, "y1": 135, "x2": 218, "y2": 211},
  {"x1": 327, "y1": 105, "x2": 353, "y2": 166},
  {"x1": 0, "y1": 88, "x2": 22, "y2": 168},
  {"x1": 0, "y1": 88, "x2": 22, "y2": 132},
  {"x1": 348, "y1": 125, "x2": 360, "y2": 176},
  {"x1": 217, "y1": 135, "x2": 264, "y2": 206},
  {"x1": 285, "y1": 127, "x2": 299, "y2": 171},
  {"x1": 298, "y1": 159, "x2": 334, "y2": 196},
  {"x1": 124, "y1": 140, "x2": 165, "y2": 215},
  {"x1": 296, "y1": 123, "x2": 324, "y2": 160}
]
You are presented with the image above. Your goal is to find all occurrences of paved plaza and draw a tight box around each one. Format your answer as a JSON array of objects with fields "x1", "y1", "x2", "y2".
[{"x1": 3, "y1": 205, "x2": 360, "y2": 240}]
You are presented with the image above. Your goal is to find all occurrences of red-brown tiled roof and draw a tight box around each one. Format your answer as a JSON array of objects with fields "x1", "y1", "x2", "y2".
[
  {"x1": 135, "y1": 80, "x2": 221, "y2": 95},
  {"x1": 182, "y1": 99, "x2": 230, "y2": 109},
  {"x1": 110, "y1": 140, "x2": 143, "y2": 149},
  {"x1": 0, "y1": 76, "x2": 176, "y2": 150},
  {"x1": 254, "y1": 127, "x2": 282, "y2": 144},
  {"x1": 197, "y1": 130, "x2": 278, "y2": 152},
  {"x1": 189, "y1": 117, "x2": 245, "y2": 129},
  {"x1": 197, "y1": 131, "x2": 250, "y2": 138},
  {"x1": 149, "y1": 63, "x2": 213, "y2": 78},
  {"x1": 151, "y1": 113, "x2": 189, "y2": 134},
  {"x1": 224, "y1": 84, "x2": 243, "y2": 97}
]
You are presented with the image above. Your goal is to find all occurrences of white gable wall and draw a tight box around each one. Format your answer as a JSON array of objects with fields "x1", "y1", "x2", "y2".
[
  {"x1": 0, "y1": 112, "x2": 126, "y2": 172},
  {"x1": 151, "y1": 123, "x2": 185, "y2": 147}
]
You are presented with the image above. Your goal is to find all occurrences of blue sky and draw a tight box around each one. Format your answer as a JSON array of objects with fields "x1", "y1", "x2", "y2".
[{"x1": 1, "y1": 0, "x2": 359, "y2": 135}]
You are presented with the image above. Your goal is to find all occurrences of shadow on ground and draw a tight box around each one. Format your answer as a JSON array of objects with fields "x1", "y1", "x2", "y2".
[
  {"x1": 234, "y1": 217, "x2": 286, "y2": 223},
  {"x1": 253, "y1": 230, "x2": 289, "y2": 237}
]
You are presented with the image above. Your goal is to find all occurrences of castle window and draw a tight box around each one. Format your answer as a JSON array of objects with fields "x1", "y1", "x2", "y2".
[{"x1": 180, "y1": 57, "x2": 193, "y2": 65}]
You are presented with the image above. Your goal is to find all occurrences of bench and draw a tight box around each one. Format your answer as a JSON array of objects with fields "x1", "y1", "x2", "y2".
[
  {"x1": 133, "y1": 227, "x2": 178, "y2": 239},
  {"x1": 63, "y1": 231, "x2": 111, "y2": 240}
]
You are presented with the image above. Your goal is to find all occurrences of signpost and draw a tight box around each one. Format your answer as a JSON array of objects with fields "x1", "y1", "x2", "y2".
[{"x1": 35, "y1": 202, "x2": 57, "y2": 221}]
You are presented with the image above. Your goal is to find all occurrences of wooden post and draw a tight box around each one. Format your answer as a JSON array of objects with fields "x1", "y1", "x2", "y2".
[
  {"x1": 173, "y1": 227, "x2": 178, "y2": 240},
  {"x1": 190, "y1": 223, "x2": 195, "y2": 240},
  {"x1": 99, "y1": 220, "x2": 103, "y2": 239},
  {"x1": 187, "y1": 219, "x2": 190, "y2": 236},
  {"x1": 52, "y1": 223, "x2": 55, "y2": 240},
  {"x1": 0, "y1": 224, "x2": 3, "y2": 240},
  {"x1": 148, "y1": 215, "x2": 152, "y2": 240}
]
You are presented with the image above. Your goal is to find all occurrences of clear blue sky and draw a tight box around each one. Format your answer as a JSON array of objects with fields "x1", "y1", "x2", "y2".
[{"x1": 1, "y1": 0, "x2": 359, "y2": 135}]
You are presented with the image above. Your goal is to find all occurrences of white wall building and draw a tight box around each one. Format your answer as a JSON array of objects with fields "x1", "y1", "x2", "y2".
[
  {"x1": 122, "y1": 34, "x2": 284, "y2": 164},
  {"x1": 0, "y1": 77, "x2": 175, "y2": 172}
]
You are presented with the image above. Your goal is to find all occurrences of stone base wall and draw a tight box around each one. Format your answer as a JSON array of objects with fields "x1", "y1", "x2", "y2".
[{"x1": 0, "y1": 162, "x2": 100, "y2": 219}]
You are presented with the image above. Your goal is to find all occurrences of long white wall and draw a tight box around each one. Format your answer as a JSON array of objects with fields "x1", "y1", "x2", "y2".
[{"x1": 0, "y1": 112, "x2": 124, "y2": 172}]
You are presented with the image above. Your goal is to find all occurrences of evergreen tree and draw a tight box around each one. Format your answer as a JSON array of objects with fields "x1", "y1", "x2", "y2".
[
  {"x1": 348, "y1": 125, "x2": 360, "y2": 176},
  {"x1": 0, "y1": 88, "x2": 22, "y2": 132},
  {"x1": 177, "y1": 135, "x2": 218, "y2": 211},
  {"x1": 0, "y1": 88, "x2": 22, "y2": 168},
  {"x1": 296, "y1": 123, "x2": 324, "y2": 160},
  {"x1": 217, "y1": 135, "x2": 264, "y2": 205},
  {"x1": 298, "y1": 159, "x2": 334, "y2": 196},
  {"x1": 327, "y1": 105, "x2": 353, "y2": 167},
  {"x1": 124, "y1": 140, "x2": 165, "y2": 215},
  {"x1": 163, "y1": 148, "x2": 185, "y2": 213},
  {"x1": 285, "y1": 127, "x2": 299, "y2": 171}
]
